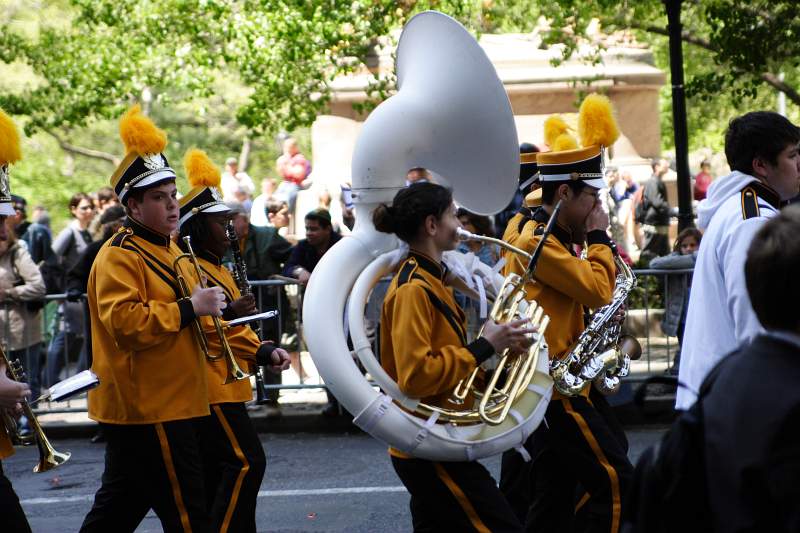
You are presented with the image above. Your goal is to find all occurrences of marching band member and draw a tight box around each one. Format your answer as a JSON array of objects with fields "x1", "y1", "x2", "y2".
[
  {"x1": 500, "y1": 95, "x2": 633, "y2": 533},
  {"x1": 178, "y1": 149, "x2": 290, "y2": 533},
  {"x1": 374, "y1": 181, "x2": 533, "y2": 533},
  {"x1": 500, "y1": 142, "x2": 541, "y2": 246},
  {"x1": 80, "y1": 106, "x2": 226, "y2": 533},
  {"x1": 0, "y1": 108, "x2": 33, "y2": 533}
]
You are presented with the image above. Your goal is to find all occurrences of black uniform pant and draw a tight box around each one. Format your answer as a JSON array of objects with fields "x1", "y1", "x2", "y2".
[
  {"x1": 500, "y1": 389, "x2": 630, "y2": 528},
  {"x1": 80, "y1": 419, "x2": 211, "y2": 533},
  {"x1": 391, "y1": 455, "x2": 523, "y2": 533},
  {"x1": 511, "y1": 394, "x2": 632, "y2": 533},
  {"x1": 199, "y1": 402, "x2": 266, "y2": 533},
  {"x1": 0, "y1": 461, "x2": 31, "y2": 533}
]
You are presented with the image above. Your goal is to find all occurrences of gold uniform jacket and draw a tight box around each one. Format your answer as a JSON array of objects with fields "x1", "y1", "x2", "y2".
[
  {"x1": 0, "y1": 427, "x2": 12, "y2": 459},
  {"x1": 502, "y1": 207, "x2": 615, "y2": 398},
  {"x1": 380, "y1": 252, "x2": 495, "y2": 458},
  {"x1": 87, "y1": 219, "x2": 208, "y2": 424},
  {"x1": 197, "y1": 254, "x2": 270, "y2": 405}
]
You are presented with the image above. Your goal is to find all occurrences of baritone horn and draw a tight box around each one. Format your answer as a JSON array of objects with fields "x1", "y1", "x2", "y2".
[
  {"x1": 0, "y1": 348, "x2": 70, "y2": 473},
  {"x1": 173, "y1": 236, "x2": 250, "y2": 383}
]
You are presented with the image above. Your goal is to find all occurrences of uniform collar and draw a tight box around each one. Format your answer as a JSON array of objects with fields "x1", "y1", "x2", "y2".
[
  {"x1": 125, "y1": 217, "x2": 172, "y2": 247},
  {"x1": 747, "y1": 180, "x2": 781, "y2": 210},
  {"x1": 197, "y1": 249, "x2": 222, "y2": 266},
  {"x1": 408, "y1": 250, "x2": 447, "y2": 281},
  {"x1": 532, "y1": 206, "x2": 573, "y2": 247}
]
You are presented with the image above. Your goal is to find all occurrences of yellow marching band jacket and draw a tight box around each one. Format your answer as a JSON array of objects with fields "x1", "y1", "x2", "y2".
[
  {"x1": 502, "y1": 207, "x2": 615, "y2": 399},
  {"x1": 85, "y1": 217, "x2": 267, "y2": 426}
]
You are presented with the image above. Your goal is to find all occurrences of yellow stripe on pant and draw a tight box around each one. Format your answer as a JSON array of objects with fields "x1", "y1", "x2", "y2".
[
  {"x1": 562, "y1": 399, "x2": 621, "y2": 533},
  {"x1": 433, "y1": 463, "x2": 492, "y2": 533},
  {"x1": 155, "y1": 423, "x2": 193, "y2": 533},
  {"x1": 213, "y1": 405, "x2": 251, "y2": 533}
]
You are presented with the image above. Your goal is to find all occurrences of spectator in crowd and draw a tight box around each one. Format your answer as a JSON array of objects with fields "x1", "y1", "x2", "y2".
[
  {"x1": 66, "y1": 205, "x2": 126, "y2": 303},
  {"x1": 228, "y1": 203, "x2": 293, "y2": 407},
  {"x1": 221, "y1": 157, "x2": 255, "y2": 202},
  {"x1": 266, "y1": 199, "x2": 292, "y2": 234},
  {"x1": 12, "y1": 195, "x2": 53, "y2": 266},
  {"x1": 608, "y1": 170, "x2": 640, "y2": 255},
  {"x1": 234, "y1": 185, "x2": 253, "y2": 212},
  {"x1": 677, "y1": 111, "x2": 800, "y2": 410},
  {"x1": 284, "y1": 208, "x2": 340, "y2": 400},
  {"x1": 637, "y1": 158, "x2": 672, "y2": 262},
  {"x1": 340, "y1": 184, "x2": 355, "y2": 232},
  {"x1": 275, "y1": 137, "x2": 312, "y2": 212},
  {"x1": 699, "y1": 206, "x2": 800, "y2": 531},
  {"x1": 693, "y1": 160, "x2": 713, "y2": 201},
  {"x1": 649, "y1": 228, "x2": 702, "y2": 374},
  {"x1": 456, "y1": 208, "x2": 499, "y2": 338},
  {"x1": 0, "y1": 218, "x2": 46, "y2": 435},
  {"x1": 250, "y1": 177, "x2": 277, "y2": 227},
  {"x1": 88, "y1": 186, "x2": 119, "y2": 240},
  {"x1": 45, "y1": 192, "x2": 95, "y2": 387},
  {"x1": 405, "y1": 167, "x2": 431, "y2": 186},
  {"x1": 31, "y1": 205, "x2": 50, "y2": 229}
]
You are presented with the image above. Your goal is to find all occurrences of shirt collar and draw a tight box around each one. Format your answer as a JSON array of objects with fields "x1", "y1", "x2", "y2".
[
  {"x1": 197, "y1": 249, "x2": 222, "y2": 266},
  {"x1": 409, "y1": 250, "x2": 447, "y2": 281},
  {"x1": 532, "y1": 206, "x2": 573, "y2": 247},
  {"x1": 125, "y1": 217, "x2": 172, "y2": 247}
]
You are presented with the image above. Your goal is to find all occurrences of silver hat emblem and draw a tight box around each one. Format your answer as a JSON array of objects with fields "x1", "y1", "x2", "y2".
[{"x1": 141, "y1": 153, "x2": 165, "y2": 171}]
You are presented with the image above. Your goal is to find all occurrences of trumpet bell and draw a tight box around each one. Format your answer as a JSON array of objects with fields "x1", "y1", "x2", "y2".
[{"x1": 35, "y1": 448, "x2": 71, "y2": 473}]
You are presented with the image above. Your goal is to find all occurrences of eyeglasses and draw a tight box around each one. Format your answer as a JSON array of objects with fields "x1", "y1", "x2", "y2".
[{"x1": 78, "y1": 205, "x2": 96, "y2": 211}]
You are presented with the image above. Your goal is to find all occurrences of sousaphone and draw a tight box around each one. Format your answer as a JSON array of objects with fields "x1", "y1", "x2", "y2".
[{"x1": 303, "y1": 11, "x2": 552, "y2": 461}]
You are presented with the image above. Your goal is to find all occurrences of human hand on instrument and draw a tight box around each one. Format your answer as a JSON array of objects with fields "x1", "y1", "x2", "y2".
[
  {"x1": 481, "y1": 318, "x2": 537, "y2": 355},
  {"x1": 0, "y1": 363, "x2": 30, "y2": 409},
  {"x1": 585, "y1": 199, "x2": 610, "y2": 233},
  {"x1": 266, "y1": 346, "x2": 291, "y2": 374},
  {"x1": 190, "y1": 285, "x2": 227, "y2": 317},
  {"x1": 229, "y1": 294, "x2": 257, "y2": 318}
]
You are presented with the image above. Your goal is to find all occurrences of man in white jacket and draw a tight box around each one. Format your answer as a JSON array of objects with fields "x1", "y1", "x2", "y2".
[{"x1": 677, "y1": 111, "x2": 800, "y2": 409}]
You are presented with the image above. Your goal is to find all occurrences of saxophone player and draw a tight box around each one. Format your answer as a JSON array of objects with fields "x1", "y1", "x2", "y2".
[
  {"x1": 499, "y1": 95, "x2": 633, "y2": 533},
  {"x1": 0, "y1": 108, "x2": 33, "y2": 533},
  {"x1": 178, "y1": 149, "x2": 290, "y2": 533},
  {"x1": 81, "y1": 107, "x2": 227, "y2": 533},
  {"x1": 374, "y1": 182, "x2": 534, "y2": 533}
]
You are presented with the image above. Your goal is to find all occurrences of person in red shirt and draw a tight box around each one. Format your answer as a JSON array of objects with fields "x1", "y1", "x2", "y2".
[{"x1": 694, "y1": 160, "x2": 713, "y2": 201}]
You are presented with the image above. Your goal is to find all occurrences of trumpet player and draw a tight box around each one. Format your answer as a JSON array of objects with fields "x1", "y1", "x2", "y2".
[
  {"x1": 178, "y1": 149, "x2": 290, "y2": 532},
  {"x1": 0, "y1": 108, "x2": 33, "y2": 533},
  {"x1": 80, "y1": 107, "x2": 226, "y2": 533},
  {"x1": 374, "y1": 182, "x2": 534, "y2": 533},
  {"x1": 499, "y1": 96, "x2": 633, "y2": 533}
]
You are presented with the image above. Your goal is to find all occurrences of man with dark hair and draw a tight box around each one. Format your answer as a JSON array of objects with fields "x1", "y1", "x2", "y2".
[
  {"x1": 12, "y1": 194, "x2": 53, "y2": 266},
  {"x1": 677, "y1": 111, "x2": 800, "y2": 410},
  {"x1": 636, "y1": 158, "x2": 671, "y2": 262},
  {"x1": 694, "y1": 206, "x2": 800, "y2": 531},
  {"x1": 283, "y1": 208, "x2": 340, "y2": 283}
]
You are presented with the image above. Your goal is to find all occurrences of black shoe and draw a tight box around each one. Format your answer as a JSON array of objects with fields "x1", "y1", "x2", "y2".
[{"x1": 321, "y1": 403, "x2": 340, "y2": 417}]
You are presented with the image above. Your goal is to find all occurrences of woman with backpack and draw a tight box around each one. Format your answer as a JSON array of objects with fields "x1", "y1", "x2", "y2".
[
  {"x1": 0, "y1": 222, "x2": 46, "y2": 415},
  {"x1": 45, "y1": 192, "x2": 95, "y2": 389}
]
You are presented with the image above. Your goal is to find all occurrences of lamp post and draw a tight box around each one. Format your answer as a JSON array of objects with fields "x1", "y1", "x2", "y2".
[{"x1": 664, "y1": 0, "x2": 694, "y2": 231}]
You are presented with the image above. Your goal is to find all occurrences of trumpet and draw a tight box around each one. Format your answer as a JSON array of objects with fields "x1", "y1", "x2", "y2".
[
  {"x1": 174, "y1": 236, "x2": 250, "y2": 384},
  {"x1": 0, "y1": 348, "x2": 70, "y2": 473}
]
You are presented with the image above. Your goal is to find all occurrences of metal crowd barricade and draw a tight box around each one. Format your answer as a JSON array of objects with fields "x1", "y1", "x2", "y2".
[{"x1": 22, "y1": 267, "x2": 696, "y2": 416}]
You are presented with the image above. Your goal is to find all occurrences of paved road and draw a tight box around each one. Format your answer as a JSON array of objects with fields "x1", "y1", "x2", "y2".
[{"x1": 6, "y1": 428, "x2": 665, "y2": 532}]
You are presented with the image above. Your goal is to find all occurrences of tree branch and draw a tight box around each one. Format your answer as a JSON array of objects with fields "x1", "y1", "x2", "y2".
[
  {"x1": 45, "y1": 130, "x2": 120, "y2": 166},
  {"x1": 625, "y1": 20, "x2": 800, "y2": 106}
]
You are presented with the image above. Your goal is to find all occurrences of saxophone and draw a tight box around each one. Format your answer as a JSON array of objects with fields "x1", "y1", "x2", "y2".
[{"x1": 549, "y1": 244, "x2": 642, "y2": 396}]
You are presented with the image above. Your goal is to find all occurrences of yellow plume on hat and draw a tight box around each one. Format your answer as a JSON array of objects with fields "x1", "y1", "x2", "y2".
[
  {"x1": 184, "y1": 149, "x2": 221, "y2": 189},
  {"x1": 119, "y1": 104, "x2": 167, "y2": 156},
  {"x1": 544, "y1": 115, "x2": 571, "y2": 149},
  {"x1": 578, "y1": 94, "x2": 619, "y2": 149},
  {"x1": 552, "y1": 133, "x2": 579, "y2": 152},
  {"x1": 0, "y1": 109, "x2": 22, "y2": 166}
]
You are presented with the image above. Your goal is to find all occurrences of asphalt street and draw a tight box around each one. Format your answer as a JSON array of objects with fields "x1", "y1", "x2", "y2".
[{"x1": 6, "y1": 428, "x2": 665, "y2": 532}]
